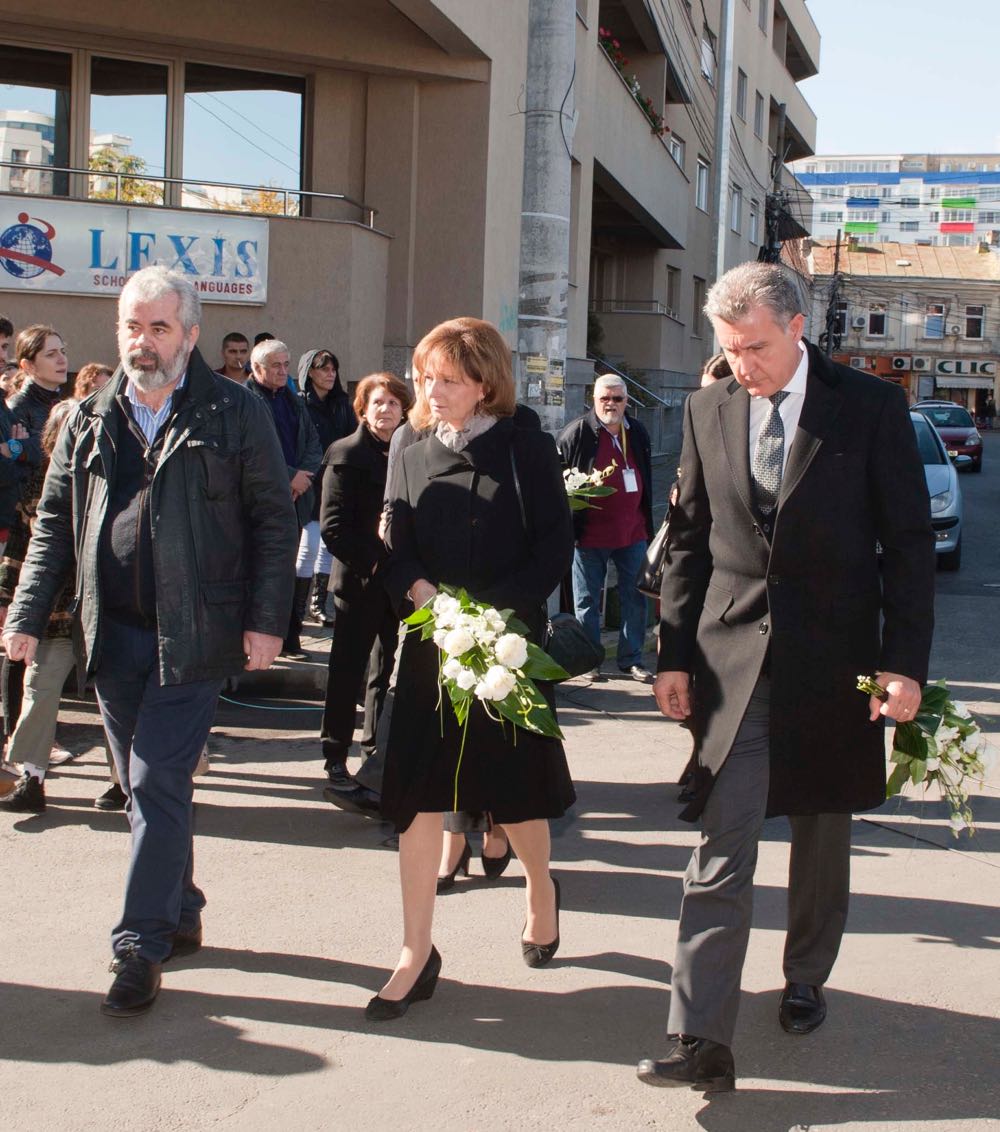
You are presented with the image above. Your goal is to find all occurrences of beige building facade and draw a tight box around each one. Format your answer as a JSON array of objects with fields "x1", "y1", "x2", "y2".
[{"x1": 0, "y1": 0, "x2": 818, "y2": 421}]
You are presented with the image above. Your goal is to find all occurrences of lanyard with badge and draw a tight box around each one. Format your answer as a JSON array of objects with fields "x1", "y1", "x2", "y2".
[{"x1": 611, "y1": 426, "x2": 639, "y2": 493}]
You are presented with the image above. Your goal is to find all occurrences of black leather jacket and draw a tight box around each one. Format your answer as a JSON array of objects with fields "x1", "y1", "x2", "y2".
[{"x1": 6, "y1": 348, "x2": 298, "y2": 684}]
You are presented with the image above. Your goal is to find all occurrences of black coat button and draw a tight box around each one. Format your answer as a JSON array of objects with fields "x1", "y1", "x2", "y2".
[
  {"x1": 768, "y1": 574, "x2": 781, "y2": 585},
  {"x1": 759, "y1": 621, "x2": 769, "y2": 634}
]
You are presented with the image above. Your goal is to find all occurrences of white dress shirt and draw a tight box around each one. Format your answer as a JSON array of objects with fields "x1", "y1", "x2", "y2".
[{"x1": 747, "y1": 341, "x2": 808, "y2": 475}]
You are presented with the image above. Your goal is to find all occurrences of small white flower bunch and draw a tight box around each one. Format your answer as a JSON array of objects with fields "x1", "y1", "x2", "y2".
[
  {"x1": 563, "y1": 463, "x2": 617, "y2": 512},
  {"x1": 405, "y1": 585, "x2": 569, "y2": 808},
  {"x1": 857, "y1": 676, "x2": 992, "y2": 835}
]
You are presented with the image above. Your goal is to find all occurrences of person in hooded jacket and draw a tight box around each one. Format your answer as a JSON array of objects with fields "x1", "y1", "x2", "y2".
[{"x1": 298, "y1": 349, "x2": 355, "y2": 626}]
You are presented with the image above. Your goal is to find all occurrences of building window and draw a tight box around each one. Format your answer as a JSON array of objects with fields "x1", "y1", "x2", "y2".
[
  {"x1": 945, "y1": 234, "x2": 972, "y2": 247},
  {"x1": 0, "y1": 43, "x2": 72, "y2": 196},
  {"x1": 819, "y1": 211, "x2": 843, "y2": 224},
  {"x1": 925, "y1": 302, "x2": 946, "y2": 338},
  {"x1": 696, "y1": 158, "x2": 710, "y2": 211},
  {"x1": 880, "y1": 186, "x2": 893, "y2": 198},
  {"x1": 692, "y1": 276, "x2": 706, "y2": 336},
  {"x1": 928, "y1": 187, "x2": 939, "y2": 199},
  {"x1": 851, "y1": 209, "x2": 877, "y2": 222},
  {"x1": 881, "y1": 210, "x2": 892, "y2": 223},
  {"x1": 965, "y1": 305, "x2": 985, "y2": 339},
  {"x1": 819, "y1": 186, "x2": 843, "y2": 199},
  {"x1": 736, "y1": 69, "x2": 748, "y2": 119},
  {"x1": 833, "y1": 301, "x2": 848, "y2": 335},
  {"x1": 668, "y1": 132, "x2": 685, "y2": 169},
  {"x1": 899, "y1": 220, "x2": 919, "y2": 232},
  {"x1": 665, "y1": 264, "x2": 680, "y2": 316},
  {"x1": 730, "y1": 184, "x2": 742, "y2": 232},
  {"x1": 899, "y1": 196, "x2": 920, "y2": 208},
  {"x1": 753, "y1": 91, "x2": 764, "y2": 138},
  {"x1": 978, "y1": 210, "x2": 1000, "y2": 223},
  {"x1": 943, "y1": 209, "x2": 973, "y2": 223},
  {"x1": 928, "y1": 210, "x2": 940, "y2": 223},
  {"x1": 758, "y1": 0, "x2": 768, "y2": 33},
  {"x1": 749, "y1": 199, "x2": 759, "y2": 244},
  {"x1": 868, "y1": 303, "x2": 887, "y2": 337},
  {"x1": 700, "y1": 35, "x2": 717, "y2": 84}
]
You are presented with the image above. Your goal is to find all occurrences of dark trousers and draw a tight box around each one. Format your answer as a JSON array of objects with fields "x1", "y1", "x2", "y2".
[
  {"x1": 667, "y1": 676, "x2": 852, "y2": 1046},
  {"x1": 94, "y1": 618, "x2": 222, "y2": 963},
  {"x1": 1, "y1": 656, "x2": 25, "y2": 740},
  {"x1": 321, "y1": 578, "x2": 398, "y2": 771}
]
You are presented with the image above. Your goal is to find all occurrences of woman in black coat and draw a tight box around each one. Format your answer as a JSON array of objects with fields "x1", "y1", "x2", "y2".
[
  {"x1": 368, "y1": 317, "x2": 575, "y2": 1021},
  {"x1": 319, "y1": 373, "x2": 411, "y2": 788}
]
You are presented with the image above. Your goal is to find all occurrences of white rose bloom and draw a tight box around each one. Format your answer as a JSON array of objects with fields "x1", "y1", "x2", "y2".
[
  {"x1": 475, "y1": 665, "x2": 517, "y2": 701},
  {"x1": 934, "y1": 723, "x2": 961, "y2": 747},
  {"x1": 952, "y1": 701, "x2": 971, "y2": 719},
  {"x1": 483, "y1": 608, "x2": 502, "y2": 625},
  {"x1": 494, "y1": 632, "x2": 528, "y2": 669},
  {"x1": 432, "y1": 594, "x2": 461, "y2": 627},
  {"x1": 479, "y1": 630, "x2": 497, "y2": 646},
  {"x1": 925, "y1": 756, "x2": 941, "y2": 772},
  {"x1": 455, "y1": 666, "x2": 478, "y2": 691},
  {"x1": 961, "y1": 731, "x2": 984, "y2": 756},
  {"x1": 433, "y1": 628, "x2": 449, "y2": 648},
  {"x1": 442, "y1": 658, "x2": 464, "y2": 681},
  {"x1": 565, "y1": 471, "x2": 588, "y2": 491},
  {"x1": 442, "y1": 627, "x2": 475, "y2": 657}
]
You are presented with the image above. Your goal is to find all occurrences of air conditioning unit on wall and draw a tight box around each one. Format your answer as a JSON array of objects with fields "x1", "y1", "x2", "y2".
[
  {"x1": 912, "y1": 355, "x2": 933, "y2": 371},
  {"x1": 849, "y1": 356, "x2": 868, "y2": 369},
  {"x1": 851, "y1": 316, "x2": 867, "y2": 330},
  {"x1": 949, "y1": 324, "x2": 963, "y2": 335},
  {"x1": 891, "y1": 355, "x2": 911, "y2": 370}
]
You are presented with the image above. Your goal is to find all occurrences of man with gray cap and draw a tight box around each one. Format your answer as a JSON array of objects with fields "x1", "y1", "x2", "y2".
[
  {"x1": 557, "y1": 374, "x2": 654, "y2": 682},
  {"x1": 2, "y1": 265, "x2": 298, "y2": 1017}
]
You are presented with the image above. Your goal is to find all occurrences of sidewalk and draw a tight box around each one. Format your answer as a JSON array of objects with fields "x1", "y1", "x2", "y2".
[{"x1": 1, "y1": 622, "x2": 997, "y2": 1131}]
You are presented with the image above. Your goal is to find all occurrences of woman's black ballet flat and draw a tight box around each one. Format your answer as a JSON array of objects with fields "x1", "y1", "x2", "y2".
[
  {"x1": 481, "y1": 838, "x2": 512, "y2": 880},
  {"x1": 436, "y1": 840, "x2": 472, "y2": 893},
  {"x1": 365, "y1": 946, "x2": 442, "y2": 1022},
  {"x1": 521, "y1": 878, "x2": 561, "y2": 968}
]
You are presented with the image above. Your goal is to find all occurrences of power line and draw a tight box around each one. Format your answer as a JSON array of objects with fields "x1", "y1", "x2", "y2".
[
  {"x1": 187, "y1": 96, "x2": 300, "y2": 177},
  {"x1": 202, "y1": 92, "x2": 300, "y2": 159}
]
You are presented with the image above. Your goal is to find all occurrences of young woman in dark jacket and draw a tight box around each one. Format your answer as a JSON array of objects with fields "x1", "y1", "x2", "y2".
[
  {"x1": 297, "y1": 349, "x2": 355, "y2": 625},
  {"x1": 319, "y1": 372, "x2": 410, "y2": 794}
]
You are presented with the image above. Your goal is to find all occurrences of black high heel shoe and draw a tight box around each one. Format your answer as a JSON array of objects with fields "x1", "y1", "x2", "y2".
[
  {"x1": 521, "y1": 877, "x2": 561, "y2": 968},
  {"x1": 436, "y1": 839, "x2": 471, "y2": 893},
  {"x1": 482, "y1": 836, "x2": 512, "y2": 880},
  {"x1": 365, "y1": 946, "x2": 442, "y2": 1022}
]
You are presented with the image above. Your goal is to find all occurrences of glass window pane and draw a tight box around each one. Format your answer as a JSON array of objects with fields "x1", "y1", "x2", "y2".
[
  {"x1": 0, "y1": 44, "x2": 72, "y2": 196},
  {"x1": 183, "y1": 62, "x2": 303, "y2": 215},
  {"x1": 89, "y1": 56, "x2": 168, "y2": 204}
]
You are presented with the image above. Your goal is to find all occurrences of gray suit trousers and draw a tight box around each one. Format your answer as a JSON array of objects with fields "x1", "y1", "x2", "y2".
[{"x1": 667, "y1": 676, "x2": 852, "y2": 1046}]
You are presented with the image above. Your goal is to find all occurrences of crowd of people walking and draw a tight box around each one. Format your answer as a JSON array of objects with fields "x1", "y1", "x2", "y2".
[{"x1": 0, "y1": 261, "x2": 935, "y2": 1096}]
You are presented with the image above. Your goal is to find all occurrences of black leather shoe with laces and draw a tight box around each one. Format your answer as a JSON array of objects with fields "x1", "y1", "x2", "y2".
[
  {"x1": 637, "y1": 1036, "x2": 736, "y2": 1092},
  {"x1": 0, "y1": 773, "x2": 45, "y2": 813},
  {"x1": 101, "y1": 947, "x2": 162, "y2": 1018},
  {"x1": 779, "y1": 981, "x2": 827, "y2": 1034}
]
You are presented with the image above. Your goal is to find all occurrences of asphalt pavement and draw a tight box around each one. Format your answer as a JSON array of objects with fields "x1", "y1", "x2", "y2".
[{"x1": 0, "y1": 440, "x2": 998, "y2": 1131}]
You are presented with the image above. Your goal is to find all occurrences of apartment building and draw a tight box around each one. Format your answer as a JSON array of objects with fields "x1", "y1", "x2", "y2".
[
  {"x1": 790, "y1": 152, "x2": 1000, "y2": 248},
  {"x1": 0, "y1": 0, "x2": 818, "y2": 423},
  {"x1": 802, "y1": 239, "x2": 999, "y2": 414}
]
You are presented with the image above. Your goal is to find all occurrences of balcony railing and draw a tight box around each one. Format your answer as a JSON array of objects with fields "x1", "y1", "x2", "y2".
[
  {"x1": 589, "y1": 297, "x2": 679, "y2": 318},
  {"x1": 0, "y1": 160, "x2": 377, "y2": 227}
]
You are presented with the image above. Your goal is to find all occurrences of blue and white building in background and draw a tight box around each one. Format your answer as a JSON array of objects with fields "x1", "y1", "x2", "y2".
[{"x1": 789, "y1": 152, "x2": 1000, "y2": 247}]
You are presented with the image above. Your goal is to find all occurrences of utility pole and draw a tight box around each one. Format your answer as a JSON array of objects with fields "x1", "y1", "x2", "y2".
[
  {"x1": 823, "y1": 227, "x2": 842, "y2": 356},
  {"x1": 711, "y1": 0, "x2": 735, "y2": 285},
  {"x1": 516, "y1": 0, "x2": 575, "y2": 433}
]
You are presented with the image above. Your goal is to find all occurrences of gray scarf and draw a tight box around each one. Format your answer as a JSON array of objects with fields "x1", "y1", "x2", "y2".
[{"x1": 435, "y1": 413, "x2": 496, "y2": 452}]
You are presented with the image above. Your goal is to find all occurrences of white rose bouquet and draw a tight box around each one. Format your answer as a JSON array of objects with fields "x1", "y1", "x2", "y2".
[
  {"x1": 405, "y1": 585, "x2": 569, "y2": 806},
  {"x1": 857, "y1": 675, "x2": 993, "y2": 835},
  {"x1": 563, "y1": 463, "x2": 617, "y2": 511}
]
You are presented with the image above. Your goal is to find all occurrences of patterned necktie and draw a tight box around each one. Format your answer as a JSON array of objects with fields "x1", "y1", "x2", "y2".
[{"x1": 751, "y1": 391, "x2": 789, "y2": 515}]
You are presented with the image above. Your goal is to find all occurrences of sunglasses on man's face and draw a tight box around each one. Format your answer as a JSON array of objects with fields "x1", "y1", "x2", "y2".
[{"x1": 598, "y1": 395, "x2": 625, "y2": 404}]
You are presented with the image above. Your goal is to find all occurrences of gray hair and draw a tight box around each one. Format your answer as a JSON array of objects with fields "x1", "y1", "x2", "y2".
[
  {"x1": 704, "y1": 262, "x2": 803, "y2": 327},
  {"x1": 251, "y1": 338, "x2": 290, "y2": 369},
  {"x1": 594, "y1": 372, "x2": 627, "y2": 394},
  {"x1": 119, "y1": 265, "x2": 201, "y2": 334}
]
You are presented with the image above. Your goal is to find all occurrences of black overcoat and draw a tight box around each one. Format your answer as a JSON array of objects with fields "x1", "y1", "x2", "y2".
[
  {"x1": 659, "y1": 343, "x2": 936, "y2": 819},
  {"x1": 381, "y1": 417, "x2": 576, "y2": 833}
]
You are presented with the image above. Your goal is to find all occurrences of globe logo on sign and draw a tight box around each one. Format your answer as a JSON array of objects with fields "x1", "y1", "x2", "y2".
[{"x1": 0, "y1": 213, "x2": 65, "y2": 279}]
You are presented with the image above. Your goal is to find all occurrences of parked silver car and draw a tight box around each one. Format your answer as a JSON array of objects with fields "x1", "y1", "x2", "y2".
[{"x1": 911, "y1": 410, "x2": 964, "y2": 570}]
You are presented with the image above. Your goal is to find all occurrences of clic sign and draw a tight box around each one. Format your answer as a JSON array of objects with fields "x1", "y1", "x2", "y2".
[
  {"x1": 934, "y1": 358, "x2": 996, "y2": 377},
  {"x1": 0, "y1": 198, "x2": 268, "y2": 303}
]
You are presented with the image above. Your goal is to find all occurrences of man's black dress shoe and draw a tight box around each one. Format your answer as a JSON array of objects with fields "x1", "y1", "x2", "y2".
[
  {"x1": 322, "y1": 780, "x2": 382, "y2": 818},
  {"x1": 637, "y1": 1036, "x2": 735, "y2": 1092},
  {"x1": 779, "y1": 981, "x2": 827, "y2": 1034},
  {"x1": 101, "y1": 948, "x2": 162, "y2": 1018},
  {"x1": 166, "y1": 924, "x2": 203, "y2": 961},
  {"x1": 365, "y1": 946, "x2": 442, "y2": 1021}
]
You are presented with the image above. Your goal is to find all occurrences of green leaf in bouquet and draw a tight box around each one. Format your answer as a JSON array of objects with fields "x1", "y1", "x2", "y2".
[
  {"x1": 915, "y1": 711, "x2": 942, "y2": 735},
  {"x1": 522, "y1": 641, "x2": 570, "y2": 682},
  {"x1": 886, "y1": 763, "x2": 910, "y2": 798},
  {"x1": 404, "y1": 606, "x2": 433, "y2": 627},
  {"x1": 568, "y1": 496, "x2": 590, "y2": 511},
  {"x1": 889, "y1": 749, "x2": 913, "y2": 765},
  {"x1": 588, "y1": 485, "x2": 615, "y2": 498},
  {"x1": 909, "y1": 758, "x2": 927, "y2": 785},
  {"x1": 920, "y1": 685, "x2": 950, "y2": 714},
  {"x1": 892, "y1": 721, "x2": 928, "y2": 760}
]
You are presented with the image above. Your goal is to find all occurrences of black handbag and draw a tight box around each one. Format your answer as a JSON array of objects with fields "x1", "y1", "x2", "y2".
[
  {"x1": 509, "y1": 448, "x2": 604, "y2": 680},
  {"x1": 637, "y1": 509, "x2": 671, "y2": 599}
]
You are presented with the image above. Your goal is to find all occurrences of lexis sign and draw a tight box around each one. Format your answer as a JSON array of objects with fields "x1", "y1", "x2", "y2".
[{"x1": 0, "y1": 198, "x2": 268, "y2": 303}]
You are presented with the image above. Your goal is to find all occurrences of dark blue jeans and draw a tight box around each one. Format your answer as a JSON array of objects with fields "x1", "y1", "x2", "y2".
[
  {"x1": 95, "y1": 618, "x2": 222, "y2": 963},
  {"x1": 571, "y1": 540, "x2": 649, "y2": 669}
]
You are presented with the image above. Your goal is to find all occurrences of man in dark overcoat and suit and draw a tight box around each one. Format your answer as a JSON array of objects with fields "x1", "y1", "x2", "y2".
[{"x1": 637, "y1": 262, "x2": 936, "y2": 1092}]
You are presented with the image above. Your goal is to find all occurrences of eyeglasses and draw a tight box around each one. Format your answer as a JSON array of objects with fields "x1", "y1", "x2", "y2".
[{"x1": 598, "y1": 395, "x2": 625, "y2": 404}]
